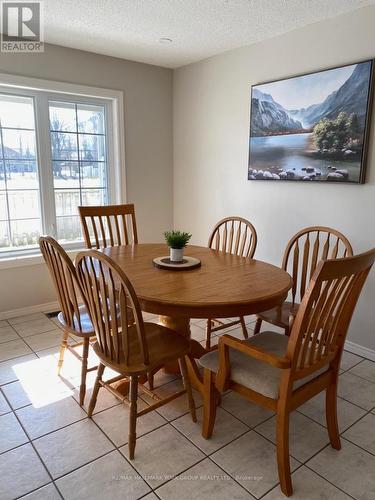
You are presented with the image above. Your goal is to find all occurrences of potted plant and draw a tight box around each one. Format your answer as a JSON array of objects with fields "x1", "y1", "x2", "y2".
[{"x1": 164, "y1": 230, "x2": 192, "y2": 262}]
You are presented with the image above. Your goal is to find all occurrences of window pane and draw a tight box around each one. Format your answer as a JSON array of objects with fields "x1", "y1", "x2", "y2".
[
  {"x1": 56, "y1": 216, "x2": 81, "y2": 242},
  {"x1": 2, "y1": 129, "x2": 36, "y2": 159},
  {"x1": 52, "y1": 161, "x2": 80, "y2": 188},
  {"x1": 0, "y1": 161, "x2": 5, "y2": 190},
  {"x1": 10, "y1": 219, "x2": 40, "y2": 248},
  {"x1": 51, "y1": 131, "x2": 78, "y2": 160},
  {"x1": 8, "y1": 190, "x2": 40, "y2": 219},
  {"x1": 0, "y1": 94, "x2": 35, "y2": 129},
  {"x1": 0, "y1": 192, "x2": 7, "y2": 220},
  {"x1": 77, "y1": 104, "x2": 105, "y2": 134},
  {"x1": 81, "y1": 188, "x2": 106, "y2": 206},
  {"x1": 79, "y1": 134, "x2": 105, "y2": 161},
  {"x1": 5, "y1": 160, "x2": 38, "y2": 189},
  {"x1": 55, "y1": 189, "x2": 80, "y2": 216},
  {"x1": 0, "y1": 93, "x2": 41, "y2": 254},
  {"x1": 80, "y1": 162, "x2": 106, "y2": 188},
  {"x1": 0, "y1": 221, "x2": 10, "y2": 248},
  {"x1": 49, "y1": 102, "x2": 76, "y2": 132}
]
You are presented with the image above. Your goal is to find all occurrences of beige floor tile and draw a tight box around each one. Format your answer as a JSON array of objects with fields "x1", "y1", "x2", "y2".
[
  {"x1": 215, "y1": 325, "x2": 248, "y2": 340},
  {"x1": 308, "y1": 438, "x2": 375, "y2": 499},
  {"x1": 298, "y1": 392, "x2": 366, "y2": 431},
  {"x1": 342, "y1": 413, "x2": 375, "y2": 454},
  {"x1": 13, "y1": 318, "x2": 57, "y2": 337},
  {"x1": 338, "y1": 372, "x2": 375, "y2": 410},
  {"x1": 0, "y1": 354, "x2": 37, "y2": 385},
  {"x1": 0, "y1": 320, "x2": 9, "y2": 328},
  {"x1": 348, "y1": 359, "x2": 375, "y2": 384},
  {"x1": 340, "y1": 350, "x2": 363, "y2": 371},
  {"x1": 16, "y1": 396, "x2": 87, "y2": 439},
  {"x1": 221, "y1": 392, "x2": 274, "y2": 427},
  {"x1": 20, "y1": 483, "x2": 61, "y2": 499},
  {"x1": 93, "y1": 400, "x2": 167, "y2": 447},
  {"x1": 24, "y1": 330, "x2": 73, "y2": 351},
  {"x1": 0, "y1": 339, "x2": 32, "y2": 362},
  {"x1": 34, "y1": 419, "x2": 114, "y2": 478},
  {"x1": 0, "y1": 443, "x2": 50, "y2": 499},
  {"x1": 73, "y1": 381, "x2": 121, "y2": 414},
  {"x1": 0, "y1": 325, "x2": 19, "y2": 343},
  {"x1": 0, "y1": 412, "x2": 28, "y2": 453},
  {"x1": 0, "y1": 391, "x2": 11, "y2": 415},
  {"x1": 172, "y1": 407, "x2": 248, "y2": 454},
  {"x1": 141, "y1": 379, "x2": 202, "y2": 422},
  {"x1": 190, "y1": 323, "x2": 206, "y2": 342},
  {"x1": 56, "y1": 450, "x2": 150, "y2": 500},
  {"x1": 2, "y1": 380, "x2": 33, "y2": 409},
  {"x1": 262, "y1": 465, "x2": 351, "y2": 499},
  {"x1": 8, "y1": 313, "x2": 48, "y2": 326},
  {"x1": 142, "y1": 494, "x2": 159, "y2": 500},
  {"x1": 156, "y1": 458, "x2": 251, "y2": 500},
  {"x1": 120, "y1": 424, "x2": 204, "y2": 488},
  {"x1": 256, "y1": 412, "x2": 329, "y2": 462},
  {"x1": 211, "y1": 431, "x2": 299, "y2": 498},
  {"x1": 150, "y1": 369, "x2": 178, "y2": 389}
]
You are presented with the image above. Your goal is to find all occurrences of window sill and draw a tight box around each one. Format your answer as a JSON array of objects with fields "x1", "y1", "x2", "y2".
[{"x1": 0, "y1": 247, "x2": 84, "y2": 270}]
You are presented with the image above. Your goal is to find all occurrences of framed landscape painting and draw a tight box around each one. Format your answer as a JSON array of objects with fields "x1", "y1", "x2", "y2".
[{"x1": 248, "y1": 59, "x2": 374, "y2": 183}]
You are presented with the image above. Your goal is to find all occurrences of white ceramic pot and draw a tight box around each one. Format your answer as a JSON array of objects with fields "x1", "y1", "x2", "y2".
[{"x1": 170, "y1": 247, "x2": 184, "y2": 262}]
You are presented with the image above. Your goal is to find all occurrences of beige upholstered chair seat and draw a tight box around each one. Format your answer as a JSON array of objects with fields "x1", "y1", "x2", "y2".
[{"x1": 199, "y1": 331, "x2": 328, "y2": 399}]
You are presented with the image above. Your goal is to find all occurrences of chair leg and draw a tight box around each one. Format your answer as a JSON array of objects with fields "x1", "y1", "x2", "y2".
[
  {"x1": 202, "y1": 368, "x2": 217, "y2": 439},
  {"x1": 79, "y1": 337, "x2": 90, "y2": 406},
  {"x1": 147, "y1": 372, "x2": 154, "y2": 391},
  {"x1": 88, "y1": 363, "x2": 104, "y2": 417},
  {"x1": 179, "y1": 356, "x2": 197, "y2": 422},
  {"x1": 326, "y1": 382, "x2": 341, "y2": 450},
  {"x1": 253, "y1": 317, "x2": 262, "y2": 335},
  {"x1": 239, "y1": 316, "x2": 248, "y2": 339},
  {"x1": 205, "y1": 319, "x2": 212, "y2": 350},
  {"x1": 276, "y1": 407, "x2": 293, "y2": 496},
  {"x1": 57, "y1": 330, "x2": 69, "y2": 375},
  {"x1": 128, "y1": 375, "x2": 138, "y2": 460}
]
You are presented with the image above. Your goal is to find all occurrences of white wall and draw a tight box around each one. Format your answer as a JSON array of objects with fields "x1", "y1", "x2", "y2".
[
  {"x1": 173, "y1": 6, "x2": 375, "y2": 352},
  {"x1": 0, "y1": 43, "x2": 173, "y2": 314}
]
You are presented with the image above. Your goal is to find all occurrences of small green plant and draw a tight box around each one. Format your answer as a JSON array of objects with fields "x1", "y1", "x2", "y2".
[{"x1": 164, "y1": 230, "x2": 192, "y2": 249}]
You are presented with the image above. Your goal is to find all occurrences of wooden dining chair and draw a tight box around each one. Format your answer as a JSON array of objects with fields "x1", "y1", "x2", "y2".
[
  {"x1": 254, "y1": 226, "x2": 353, "y2": 336},
  {"x1": 39, "y1": 236, "x2": 97, "y2": 405},
  {"x1": 76, "y1": 249, "x2": 196, "y2": 459},
  {"x1": 78, "y1": 203, "x2": 138, "y2": 249},
  {"x1": 205, "y1": 216, "x2": 257, "y2": 349},
  {"x1": 199, "y1": 247, "x2": 375, "y2": 496}
]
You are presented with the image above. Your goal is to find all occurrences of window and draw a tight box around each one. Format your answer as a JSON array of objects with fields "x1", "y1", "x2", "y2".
[{"x1": 0, "y1": 78, "x2": 124, "y2": 258}]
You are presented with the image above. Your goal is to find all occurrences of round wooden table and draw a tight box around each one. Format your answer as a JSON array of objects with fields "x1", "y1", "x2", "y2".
[{"x1": 103, "y1": 243, "x2": 292, "y2": 395}]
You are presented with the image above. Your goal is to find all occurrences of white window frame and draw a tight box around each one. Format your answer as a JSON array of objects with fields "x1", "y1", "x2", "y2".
[{"x1": 0, "y1": 73, "x2": 126, "y2": 266}]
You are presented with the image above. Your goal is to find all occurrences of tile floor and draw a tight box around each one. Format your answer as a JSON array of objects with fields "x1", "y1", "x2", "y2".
[{"x1": 0, "y1": 313, "x2": 375, "y2": 499}]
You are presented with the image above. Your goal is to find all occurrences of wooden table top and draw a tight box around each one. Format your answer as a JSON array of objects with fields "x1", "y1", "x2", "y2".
[{"x1": 103, "y1": 243, "x2": 292, "y2": 318}]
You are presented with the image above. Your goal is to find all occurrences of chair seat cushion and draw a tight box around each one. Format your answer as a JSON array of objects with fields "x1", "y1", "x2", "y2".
[
  {"x1": 257, "y1": 302, "x2": 299, "y2": 329},
  {"x1": 58, "y1": 305, "x2": 95, "y2": 335},
  {"x1": 93, "y1": 322, "x2": 191, "y2": 374},
  {"x1": 198, "y1": 331, "x2": 328, "y2": 399}
]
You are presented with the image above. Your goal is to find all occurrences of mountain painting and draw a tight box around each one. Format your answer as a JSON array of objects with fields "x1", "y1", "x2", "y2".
[{"x1": 248, "y1": 60, "x2": 374, "y2": 183}]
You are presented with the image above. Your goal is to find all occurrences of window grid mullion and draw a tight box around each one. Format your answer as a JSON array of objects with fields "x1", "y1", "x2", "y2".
[
  {"x1": 0, "y1": 125, "x2": 13, "y2": 245},
  {"x1": 34, "y1": 93, "x2": 56, "y2": 237}
]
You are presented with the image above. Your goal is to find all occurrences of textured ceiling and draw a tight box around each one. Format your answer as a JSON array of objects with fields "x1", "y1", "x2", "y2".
[{"x1": 43, "y1": 0, "x2": 375, "y2": 68}]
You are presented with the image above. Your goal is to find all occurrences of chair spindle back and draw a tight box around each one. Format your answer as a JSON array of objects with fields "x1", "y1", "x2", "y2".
[
  {"x1": 76, "y1": 250, "x2": 148, "y2": 366},
  {"x1": 282, "y1": 227, "x2": 353, "y2": 306},
  {"x1": 208, "y1": 216, "x2": 257, "y2": 258},
  {"x1": 79, "y1": 204, "x2": 138, "y2": 249},
  {"x1": 39, "y1": 236, "x2": 84, "y2": 332},
  {"x1": 288, "y1": 248, "x2": 375, "y2": 379}
]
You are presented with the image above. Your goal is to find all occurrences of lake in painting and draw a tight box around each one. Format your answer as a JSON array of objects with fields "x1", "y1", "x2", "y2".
[{"x1": 248, "y1": 60, "x2": 373, "y2": 183}]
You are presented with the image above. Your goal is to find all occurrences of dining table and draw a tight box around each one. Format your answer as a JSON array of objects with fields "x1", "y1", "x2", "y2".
[{"x1": 102, "y1": 243, "x2": 292, "y2": 396}]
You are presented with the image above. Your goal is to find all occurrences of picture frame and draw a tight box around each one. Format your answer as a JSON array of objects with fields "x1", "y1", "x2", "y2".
[{"x1": 248, "y1": 59, "x2": 374, "y2": 183}]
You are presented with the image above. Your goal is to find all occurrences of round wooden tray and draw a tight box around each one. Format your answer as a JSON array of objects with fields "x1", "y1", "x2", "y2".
[{"x1": 153, "y1": 255, "x2": 201, "y2": 271}]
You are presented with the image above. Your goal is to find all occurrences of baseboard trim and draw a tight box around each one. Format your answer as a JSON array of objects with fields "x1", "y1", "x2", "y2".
[
  {"x1": 345, "y1": 340, "x2": 375, "y2": 362},
  {"x1": 0, "y1": 301, "x2": 60, "y2": 320}
]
